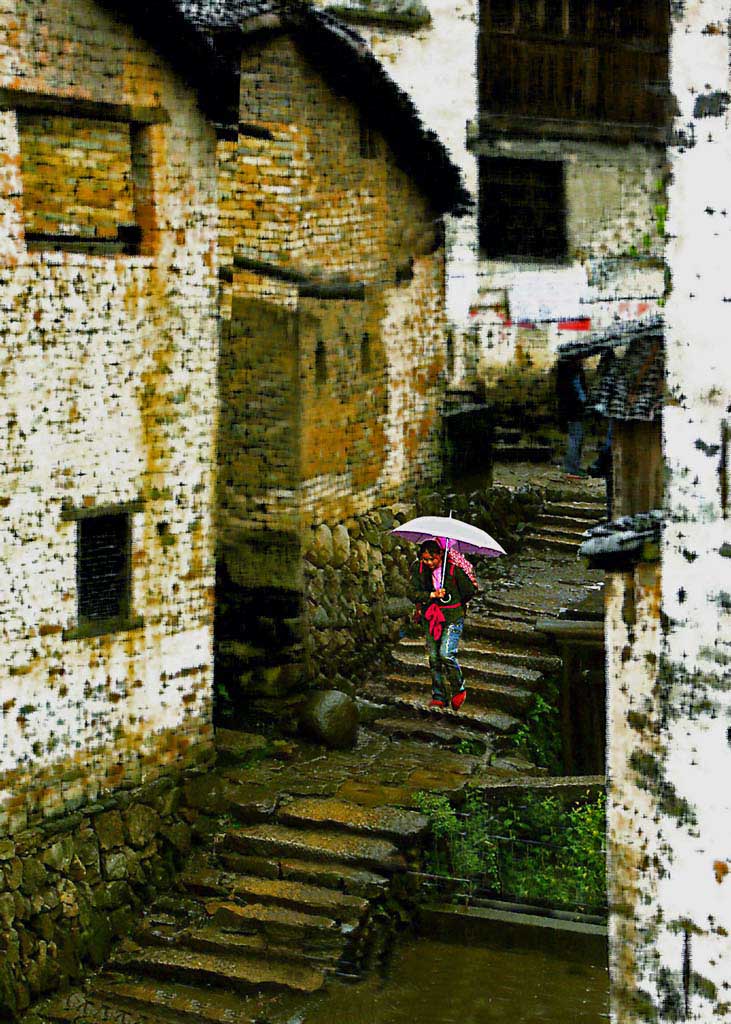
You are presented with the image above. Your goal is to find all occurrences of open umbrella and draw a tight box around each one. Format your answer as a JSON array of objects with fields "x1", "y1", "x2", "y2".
[{"x1": 391, "y1": 512, "x2": 505, "y2": 590}]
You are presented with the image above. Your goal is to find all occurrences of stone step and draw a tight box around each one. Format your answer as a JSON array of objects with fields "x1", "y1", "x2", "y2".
[
  {"x1": 397, "y1": 635, "x2": 561, "y2": 673},
  {"x1": 362, "y1": 682, "x2": 520, "y2": 735},
  {"x1": 211, "y1": 851, "x2": 390, "y2": 900},
  {"x1": 180, "y1": 866, "x2": 368, "y2": 923},
  {"x1": 543, "y1": 500, "x2": 606, "y2": 521},
  {"x1": 535, "y1": 513, "x2": 599, "y2": 532},
  {"x1": 467, "y1": 615, "x2": 552, "y2": 648},
  {"x1": 385, "y1": 670, "x2": 534, "y2": 717},
  {"x1": 190, "y1": 919, "x2": 346, "y2": 963},
  {"x1": 279, "y1": 858, "x2": 390, "y2": 900},
  {"x1": 135, "y1": 920, "x2": 341, "y2": 971},
  {"x1": 221, "y1": 824, "x2": 407, "y2": 874},
  {"x1": 370, "y1": 716, "x2": 492, "y2": 752},
  {"x1": 92, "y1": 975, "x2": 285, "y2": 1024},
  {"x1": 524, "y1": 531, "x2": 582, "y2": 553},
  {"x1": 204, "y1": 899, "x2": 349, "y2": 946},
  {"x1": 532, "y1": 521, "x2": 592, "y2": 542},
  {"x1": 277, "y1": 797, "x2": 429, "y2": 844},
  {"x1": 392, "y1": 646, "x2": 543, "y2": 689},
  {"x1": 110, "y1": 945, "x2": 325, "y2": 995}
]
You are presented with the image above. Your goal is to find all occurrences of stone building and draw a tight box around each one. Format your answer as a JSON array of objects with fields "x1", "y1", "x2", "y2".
[
  {"x1": 0, "y1": 1, "x2": 466, "y2": 1009},
  {"x1": 177, "y1": 0, "x2": 468, "y2": 715},
  {"x1": 0, "y1": 0, "x2": 236, "y2": 1012},
  {"x1": 313, "y1": 0, "x2": 671, "y2": 437}
]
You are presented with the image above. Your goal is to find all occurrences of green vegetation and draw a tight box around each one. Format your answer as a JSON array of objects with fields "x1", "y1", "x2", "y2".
[
  {"x1": 511, "y1": 677, "x2": 564, "y2": 775},
  {"x1": 415, "y1": 788, "x2": 606, "y2": 911}
]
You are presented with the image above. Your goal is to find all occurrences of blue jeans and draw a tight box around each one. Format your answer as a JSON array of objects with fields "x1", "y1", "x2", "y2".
[
  {"x1": 425, "y1": 618, "x2": 465, "y2": 702},
  {"x1": 563, "y1": 420, "x2": 584, "y2": 474}
]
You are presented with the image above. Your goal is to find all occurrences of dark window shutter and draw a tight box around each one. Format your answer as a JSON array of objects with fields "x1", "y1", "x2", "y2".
[
  {"x1": 479, "y1": 157, "x2": 567, "y2": 261},
  {"x1": 78, "y1": 514, "x2": 131, "y2": 623}
]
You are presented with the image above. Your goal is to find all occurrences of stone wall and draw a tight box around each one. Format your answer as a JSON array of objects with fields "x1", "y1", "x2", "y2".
[
  {"x1": 213, "y1": 30, "x2": 449, "y2": 714},
  {"x1": 0, "y1": 743, "x2": 212, "y2": 1019},
  {"x1": 0, "y1": 0, "x2": 219, "y2": 840}
]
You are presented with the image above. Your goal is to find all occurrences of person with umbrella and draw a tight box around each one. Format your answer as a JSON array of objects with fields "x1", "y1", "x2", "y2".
[{"x1": 391, "y1": 514, "x2": 505, "y2": 712}]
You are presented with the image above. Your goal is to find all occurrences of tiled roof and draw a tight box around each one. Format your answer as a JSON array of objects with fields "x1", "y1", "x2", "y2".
[
  {"x1": 558, "y1": 316, "x2": 665, "y2": 422},
  {"x1": 579, "y1": 511, "x2": 663, "y2": 567},
  {"x1": 172, "y1": 0, "x2": 470, "y2": 215},
  {"x1": 175, "y1": 0, "x2": 275, "y2": 32}
]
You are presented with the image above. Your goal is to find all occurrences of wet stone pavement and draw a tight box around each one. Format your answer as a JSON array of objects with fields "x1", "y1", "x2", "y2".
[{"x1": 23, "y1": 465, "x2": 608, "y2": 1024}]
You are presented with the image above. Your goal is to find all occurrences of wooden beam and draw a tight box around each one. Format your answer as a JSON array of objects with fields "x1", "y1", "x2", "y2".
[{"x1": 0, "y1": 89, "x2": 169, "y2": 124}]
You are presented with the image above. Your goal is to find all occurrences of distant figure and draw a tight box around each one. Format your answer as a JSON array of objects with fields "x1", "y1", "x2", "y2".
[
  {"x1": 556, "y1": 355, "x2": 587, "y2": 478},
  {"x1": 411, "y1": 539, "x2": 478, "y2": 711}
]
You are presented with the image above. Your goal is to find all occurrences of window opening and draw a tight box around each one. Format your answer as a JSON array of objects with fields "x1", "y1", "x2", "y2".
[
  {"x1": 315, "y1": 338, "x2": 328, "y2": 385},
  {"x1": 18, "y1": 113, "x2": 148, "y2": 255},
  {"x1": 78, "y1": 513, "x2": 131, "y2": 628},
  {"x1": 360, "y1": 333, "x2": 372, "y2": 374},
  {"x1": 479, "y1": 157, "x2": 567, "y2": 262}
]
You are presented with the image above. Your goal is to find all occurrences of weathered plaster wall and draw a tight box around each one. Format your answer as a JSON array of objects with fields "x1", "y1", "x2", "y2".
[
  {"x1": 607, "y1": 3, "x2": 731, "y2": 1021},
  {"x1": 0, "y1": 0, "x2": 219, "y2": 834},
  {"x1": 471, "y1": 139, "x2": 666, "y2": 422}
]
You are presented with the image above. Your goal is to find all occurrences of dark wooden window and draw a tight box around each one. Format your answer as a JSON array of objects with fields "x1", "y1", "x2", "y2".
[
  {"x1": 78, "y1": 513, "x2": 131, "y2": 626},
  {"x1": 479, "y1": 0, "x2": 670, "y2": 131},
  {"x1": 479, "y1": 157, "x2": 567, "y2": 261}
]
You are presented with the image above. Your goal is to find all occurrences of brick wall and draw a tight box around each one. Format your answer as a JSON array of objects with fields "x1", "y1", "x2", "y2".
[
  {"x1": 214, "y1": 32, "x2": 448, "y2": 716},
  {"x1": 0, "y1": 0, "x2": 219, "y2": 835}
]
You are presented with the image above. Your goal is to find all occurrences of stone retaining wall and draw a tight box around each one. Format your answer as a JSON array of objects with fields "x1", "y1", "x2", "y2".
[
  {"x1": 302, "y1": 483, "x2": 543, "y2": 691},
  {"x1": 0, "y1": 747, "x2": 213, "y2": 1020}
]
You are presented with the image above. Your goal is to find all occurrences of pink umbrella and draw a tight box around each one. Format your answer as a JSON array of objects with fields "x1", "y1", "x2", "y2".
[{"x1": 391, "y1": 512, "x2": 505, "y2": 590}]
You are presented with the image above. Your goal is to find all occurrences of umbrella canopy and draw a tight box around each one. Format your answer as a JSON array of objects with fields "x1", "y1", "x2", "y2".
[{"x1": 390, "y1": 515, "x2": 505, "y2": 557}]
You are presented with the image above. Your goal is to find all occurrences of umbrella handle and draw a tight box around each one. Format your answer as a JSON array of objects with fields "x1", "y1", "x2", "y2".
[
  {"x1": 439, "y1": 592, "x2": 452, "y2": 604},
  {"x1": 440, "y1": 537, "x2": 451, "y2": 590}
]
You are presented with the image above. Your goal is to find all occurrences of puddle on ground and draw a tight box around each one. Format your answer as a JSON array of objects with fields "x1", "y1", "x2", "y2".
[{"x1": 293, "y1": 936, "x2": 609, "y2": 1024}]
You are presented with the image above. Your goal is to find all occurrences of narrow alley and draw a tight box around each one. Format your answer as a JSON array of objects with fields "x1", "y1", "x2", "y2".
[{"x1": 22, "y1": 464, "x2": 608, "y2": 1024}]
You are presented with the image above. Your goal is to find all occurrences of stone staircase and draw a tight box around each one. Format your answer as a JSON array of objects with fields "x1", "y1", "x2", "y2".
[
  {"x1": 359, "y1": 614, "x2": 561, "y2": 759},
  {"x1": 357, "y1": 480, "x2": 606, "y2": 762},
  {"x1": 35, "y1": 784, "x2": 427, "y2": 1024},
  {"x1": 524, "y1": 498, "x2": 606, "y2": 554}
]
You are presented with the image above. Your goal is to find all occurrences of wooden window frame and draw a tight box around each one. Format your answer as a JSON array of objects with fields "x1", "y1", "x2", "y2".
[{"x1": 4, "y1": 89, "x2": 167, "y2": 257}]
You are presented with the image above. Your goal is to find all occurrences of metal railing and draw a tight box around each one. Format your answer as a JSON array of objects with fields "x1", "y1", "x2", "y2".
[{"x1": 415, "y1": 825, "x2": 607, "y2": 918}]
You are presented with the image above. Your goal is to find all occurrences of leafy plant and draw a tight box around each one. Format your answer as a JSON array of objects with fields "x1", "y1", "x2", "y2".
[
  {"x1": 511, "y1": 677, "x2": 563, "y2": 774},
  {"x1": 416, "y1": 788, "x2": 607, "y2": 911}
]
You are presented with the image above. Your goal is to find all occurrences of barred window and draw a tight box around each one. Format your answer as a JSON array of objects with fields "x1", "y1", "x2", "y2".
[{"x1": 62, "y1": 501, "x2": 144, "y2": 640}]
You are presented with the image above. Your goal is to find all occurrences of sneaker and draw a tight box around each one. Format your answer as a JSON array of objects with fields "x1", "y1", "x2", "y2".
[
  {"x1": 451, "y1": 691, "x2": 467, "y2": 711},
  {"x1": 428, "y1": 699, "x2": 446, "y2": 708}
]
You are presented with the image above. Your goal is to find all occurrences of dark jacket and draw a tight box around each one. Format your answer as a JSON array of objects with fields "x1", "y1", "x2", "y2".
[
  {"x1": 411, "y1": 556, "x2": 478, "y2": 628},
  {"x1": 556, "y1": 357, "x2": 587, "y2": 425}
]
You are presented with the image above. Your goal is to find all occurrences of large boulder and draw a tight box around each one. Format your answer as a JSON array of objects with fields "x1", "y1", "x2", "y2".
[{"x1": 299, "y1": 690, "x2": 359, "y2": 750}]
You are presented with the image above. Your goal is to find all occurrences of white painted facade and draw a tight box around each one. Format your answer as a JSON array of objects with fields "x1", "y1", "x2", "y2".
[
  {"x1": 0, "y1": 0, "x2": 220, "y2": 833},
  {"x1": 604, "y1": 3, "x2": 731, "y2": 1020}
]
